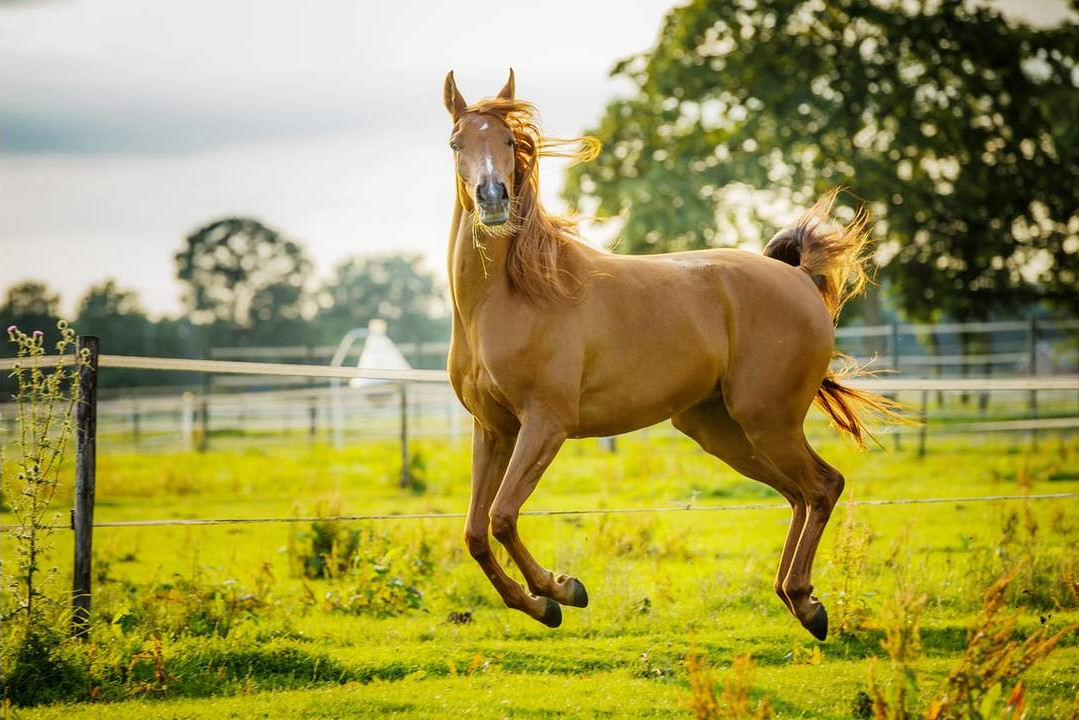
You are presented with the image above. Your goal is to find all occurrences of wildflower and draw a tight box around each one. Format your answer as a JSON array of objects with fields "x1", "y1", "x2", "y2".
[{"x1": 6, "y1": 324, "x2": 15, "y2": 335}]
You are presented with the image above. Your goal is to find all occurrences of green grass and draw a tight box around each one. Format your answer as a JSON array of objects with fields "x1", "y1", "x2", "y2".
[{"x1": 3, "y1": 430, "x2": 1078, "y2": 718}]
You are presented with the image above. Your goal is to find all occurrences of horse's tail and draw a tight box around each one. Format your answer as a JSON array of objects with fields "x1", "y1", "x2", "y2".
[
  {"x1": 763, "y1": 188, "x2": 870, "y2": 319},
  {"x1": 763, "y1": 188, "x2": 911, "y2": 447}
]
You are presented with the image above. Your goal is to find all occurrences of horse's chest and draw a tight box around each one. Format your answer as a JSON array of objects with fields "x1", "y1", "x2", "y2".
[{"x1": 448, "y1": 337, "x2": 519, "y2": 432}]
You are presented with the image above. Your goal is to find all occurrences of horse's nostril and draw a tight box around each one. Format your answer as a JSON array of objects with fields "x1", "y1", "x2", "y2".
[{"x1": 478, "y1": 180, "x2": 508, "y2": 208}]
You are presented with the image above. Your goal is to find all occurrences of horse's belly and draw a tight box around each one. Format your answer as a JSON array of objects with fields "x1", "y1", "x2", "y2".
[{"x1": 572, "y1": 371, "x2": 718, "y2": 438}]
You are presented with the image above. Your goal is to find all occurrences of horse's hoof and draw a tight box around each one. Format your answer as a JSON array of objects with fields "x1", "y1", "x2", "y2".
[
  {"x1": 540, "y1": 597, "x2": 563, "y2": 628},
  {"x1": 802, "y1": 603, "x2": 828, "y2": 641},
  {"x1": 567, "y1": 577, "x2": 589, "y2": 608}
]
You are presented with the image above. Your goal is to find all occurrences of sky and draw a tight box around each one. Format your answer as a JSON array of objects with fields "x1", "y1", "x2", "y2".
[{"x1": 1, "y1": 0, "x2": 1073, "y2": 318}]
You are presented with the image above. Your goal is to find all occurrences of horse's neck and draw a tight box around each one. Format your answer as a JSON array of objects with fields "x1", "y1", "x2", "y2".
[{"x1": 448, "y1": 200, "x2": 511, "y2": 324}]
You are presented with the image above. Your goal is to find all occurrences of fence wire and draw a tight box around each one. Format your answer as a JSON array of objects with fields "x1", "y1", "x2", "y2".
[
  {"x1": 1, "y1": 354, "x2": 1076, "y2": 391},
  {"x1": 2, "y1": 492, "x2": 1075, "y2": 533}
]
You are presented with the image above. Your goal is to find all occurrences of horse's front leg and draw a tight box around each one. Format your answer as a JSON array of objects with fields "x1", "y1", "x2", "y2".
[
  {"x1": 489, "y1": 416, "x2": 589, "y2": 616},
  {"x1": 464, "y1": 420, "x2": 561, "y2": 626}
]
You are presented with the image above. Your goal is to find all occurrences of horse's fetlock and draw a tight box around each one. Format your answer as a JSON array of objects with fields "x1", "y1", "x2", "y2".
[{"x1": 773, "y1": 579, "x2": 787, "y2": 600}]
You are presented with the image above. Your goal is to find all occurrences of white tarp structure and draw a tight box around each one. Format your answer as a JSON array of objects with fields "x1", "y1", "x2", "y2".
[
  {"x1": 349, "y1": 319, "x2": 412, "y2": 388},
  {"x1": 331, "y1": 319, "x2": 425, "y2": 448}
]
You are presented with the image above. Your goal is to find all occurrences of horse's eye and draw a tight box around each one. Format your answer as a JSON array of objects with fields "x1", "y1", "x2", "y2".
[
  {"x1": 507, "y1": 139, "x2": 515, "y2": 148},
  {"x1": 449, "y1": 141, "x2": 461, "y2": 152}
]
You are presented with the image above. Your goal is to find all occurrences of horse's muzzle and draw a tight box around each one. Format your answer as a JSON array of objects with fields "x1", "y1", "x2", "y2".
[{"x1": 476, "y1": 180, "x2": 509, "y2": 225}]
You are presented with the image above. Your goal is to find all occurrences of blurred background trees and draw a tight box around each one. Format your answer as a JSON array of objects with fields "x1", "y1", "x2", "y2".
[
  {"x1": 316, "y1": 254, "x2": 447, "y2": 346},
  {"x1": 1, "y1": 281, "x2": 61, "y2": 345},
  {"x1": 565, "y1": 0, "x2": 1079, "y2": 325},
  {"x1": 2, "y1": 223, "x2": 449, "y2": 389},
  {"x1": 174, "y1": 217, "x2": 314, "y2": 346}
]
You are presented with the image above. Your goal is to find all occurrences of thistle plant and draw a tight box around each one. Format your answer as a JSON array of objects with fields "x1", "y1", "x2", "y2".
[
  {"x1": 831, "y1": 490, "x2": 873, "y2": 636},
  {"x1": 1, "y1": 321, "x2": 84, "y2": 639}
]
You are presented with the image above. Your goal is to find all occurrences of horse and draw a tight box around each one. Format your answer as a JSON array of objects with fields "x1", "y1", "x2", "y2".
[{"x1": 442, "y1": 69, "x2": 903, "y2": 640}]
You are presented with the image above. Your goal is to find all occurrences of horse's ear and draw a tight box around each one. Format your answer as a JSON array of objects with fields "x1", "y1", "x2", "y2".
[
  {"x1": 497, "y1": 68, "x2": 515, "y2": 100},
  {"x1": 444, "y1": 71, "x2": 467, "y2": 118}
]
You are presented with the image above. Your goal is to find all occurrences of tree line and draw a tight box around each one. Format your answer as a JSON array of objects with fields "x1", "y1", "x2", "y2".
[
  {"x1": 2, "y1": 217, "x2": 450, "y2": 388},
  {"x1": 564, "y1": 0, "x2": 1078, "y2": 326}
]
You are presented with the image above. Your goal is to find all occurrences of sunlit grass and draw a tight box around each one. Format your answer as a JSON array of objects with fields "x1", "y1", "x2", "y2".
[{"x1": 2, "y1": 431, "x2": 1077, "y2": 717}]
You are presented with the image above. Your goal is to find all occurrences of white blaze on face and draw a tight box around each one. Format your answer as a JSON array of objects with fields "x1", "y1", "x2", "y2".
[{"x1": 479, "y1": 121, "x2": 493, "y2": 178}]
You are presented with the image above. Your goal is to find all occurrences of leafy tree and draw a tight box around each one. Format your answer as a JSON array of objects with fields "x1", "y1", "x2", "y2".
[
  {"x1": 74, "y1": 280, "x2": 150, "y2": 349},
  {"x1": 1, "y1": 281, "x2": 62, "y2": 342},
  {"x1": 73, "y1": 280, "x2": 155, "y2": 385},
  {"x1": 565, "y1": 0, "x2": 1079, "y2": 322},
  {"x1": 315, "y1": 254, "x2": 448, "y2": 348},
  {"x1": 175, "y1": 217, "x2": 313, "y2": 342}
]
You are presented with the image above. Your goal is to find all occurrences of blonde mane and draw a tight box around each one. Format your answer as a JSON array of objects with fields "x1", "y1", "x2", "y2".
[{"x1": 465, "y1": 98, "x2": 601, "y2": 304}]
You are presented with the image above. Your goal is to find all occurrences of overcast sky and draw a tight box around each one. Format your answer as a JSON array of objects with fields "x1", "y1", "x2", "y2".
[{"x1": 1, "y1": 0, "x2": 1072, "y2": 318}]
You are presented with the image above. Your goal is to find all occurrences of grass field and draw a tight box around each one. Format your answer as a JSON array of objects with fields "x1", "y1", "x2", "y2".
[{"x1": 2, "y1": 428, "x2": 1078, "y2": 718}]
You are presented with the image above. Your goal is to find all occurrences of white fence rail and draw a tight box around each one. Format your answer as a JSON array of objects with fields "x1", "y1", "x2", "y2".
[{"x1": 3, "y1": 353, "x2": 1076, "y2": 391}]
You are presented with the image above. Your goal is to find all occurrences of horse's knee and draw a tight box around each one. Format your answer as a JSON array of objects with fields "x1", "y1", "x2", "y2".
[
  {"x1": 489, "y1": 510, "x2": 516, "y2": 544},
  {"x1": 464, "y1": 529, "x2": 490, "y2": 560}
]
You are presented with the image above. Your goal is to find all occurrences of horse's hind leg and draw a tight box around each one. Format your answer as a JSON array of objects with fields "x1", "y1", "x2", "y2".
[
  {"x1": 672, "y1": 401, "x2": 808, "y2": 617},
  {"x1": 746, "y1": 427, "x2": 844, "y2": 640}
]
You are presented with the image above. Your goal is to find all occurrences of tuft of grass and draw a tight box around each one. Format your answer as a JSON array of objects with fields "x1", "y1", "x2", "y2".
[
  {"x1": 830, "y1": 489, "x2": 873, "y2": 636},
  {"x1": 924, "y1": 566, "x2": 1079, "y2": 719},
  {"x1": 869, "y1": 547, "x2": 928, "y2": 720},
  {"x1": 685, "y1": 648, "x2": 772, "y2": 720}
]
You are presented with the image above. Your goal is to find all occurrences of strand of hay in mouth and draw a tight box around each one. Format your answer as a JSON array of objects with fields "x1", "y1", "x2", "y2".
[{"x1": 470, "y1": 218, "x2": 493, "y2": 278}]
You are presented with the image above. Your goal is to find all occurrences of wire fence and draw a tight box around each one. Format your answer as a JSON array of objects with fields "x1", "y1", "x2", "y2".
[
  {"x1": 3, "y1": 493, "x2": 1076, "y2": 534},
  {"x1": 2, "y1": 336, "x2": 1077, "y2": 637}
]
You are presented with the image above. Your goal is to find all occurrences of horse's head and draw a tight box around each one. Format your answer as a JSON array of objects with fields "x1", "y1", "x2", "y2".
[{"x1": 443, "y1": 69, "x2": 518, "y2": 227}]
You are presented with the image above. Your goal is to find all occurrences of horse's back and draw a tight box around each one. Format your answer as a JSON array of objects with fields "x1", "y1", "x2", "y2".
[{"x1": 576, "y1": 247, "x2": 834, "y2": 430}]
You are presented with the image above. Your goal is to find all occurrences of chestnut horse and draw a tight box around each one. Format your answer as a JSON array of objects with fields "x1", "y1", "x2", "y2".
[{"x1": 443, "y1": 70, "x2": 901, "y2": 640}]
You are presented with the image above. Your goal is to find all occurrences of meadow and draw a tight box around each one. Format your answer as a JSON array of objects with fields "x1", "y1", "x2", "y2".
[{"x1": 2, "y1": 427, "x2": 1078, "y2": 718}]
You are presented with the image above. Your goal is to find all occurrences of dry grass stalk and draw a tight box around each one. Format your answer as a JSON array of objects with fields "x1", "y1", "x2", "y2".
[
  {"x1": 925, "y1": 566, "x2": 1079, "y2": 720},
  {"x1": 686, "y1": 648, "x2": 772, "y2": 720}
]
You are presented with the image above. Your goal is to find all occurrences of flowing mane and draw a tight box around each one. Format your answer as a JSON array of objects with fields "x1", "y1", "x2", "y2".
[{"x1": 464, "y1": 98, "x2": 601, "y2": 304}]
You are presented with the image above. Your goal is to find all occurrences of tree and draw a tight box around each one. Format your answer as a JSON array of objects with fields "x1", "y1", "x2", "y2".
[
  {"x1": 565, "y1": 0, "x2": 1079, "y2": 322},
  {"x1": 1, "y1": 281, "x2": 61, "y2": 341},
  {"x1": 175, "y1": 217, "x2": 313, "y2": 341},
  {"x1": 315, "y1": 254, "x2": 448, "y2": 348},
  {"x1": 74, "y1": 281, "x2": 153, "y2": 382}
]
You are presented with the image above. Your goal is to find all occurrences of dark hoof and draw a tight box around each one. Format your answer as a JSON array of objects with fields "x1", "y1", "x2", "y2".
[
  {"x1": 540, "y1": 597, "x2": 563, "y2": 628},
  {"x1": 802, "y1": 603, "x2": 828, "y2": 641},
  {"x1": 567, "y1": 577, "x2": 589, "y2": 608}
]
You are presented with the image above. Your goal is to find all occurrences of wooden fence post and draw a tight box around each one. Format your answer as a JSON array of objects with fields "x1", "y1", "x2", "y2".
[
  {"x1": 891, "y1": 321, "x2": 902, "y2": 451},
  {"x1": 918, "y1": 389, "x2": 929, "y2": 459},
  {"x1": 1028, "y1": 318, "x2": 1038, "y2": 450},
  {"x1": 399, "y1": 383, "x2": 411, "y2": 488},
  {"x1": 306, "y1": 344, "x2": 317, "y2": 443},
  {"x1": 130, "y1": 394, "x2": 141, "y2": 450},
  {"x1": 71, "y1": 335, "x2": 99, "y2": 639},
  {"x1": 199, "y1": 370, "x2": 211, "y2": 453}
]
